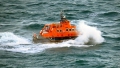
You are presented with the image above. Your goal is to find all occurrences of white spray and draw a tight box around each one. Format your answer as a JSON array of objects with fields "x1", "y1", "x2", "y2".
[{"x1": 74, "y1": 20, "x2": 104, "y2": 45}]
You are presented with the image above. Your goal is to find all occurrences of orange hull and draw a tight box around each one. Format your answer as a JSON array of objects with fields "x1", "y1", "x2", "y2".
[{"x1": 39, "y1": 20, "x2": 79, "y2": 41}]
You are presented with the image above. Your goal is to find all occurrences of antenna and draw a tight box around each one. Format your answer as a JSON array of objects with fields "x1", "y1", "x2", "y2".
[{"x1": 60, "y1": 10, "x2": 66, "y2": 19}]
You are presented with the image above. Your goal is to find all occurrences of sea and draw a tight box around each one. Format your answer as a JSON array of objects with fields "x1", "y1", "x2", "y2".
[{"x1": 0, "y1": 0, "x2": 120, "y2": 68}]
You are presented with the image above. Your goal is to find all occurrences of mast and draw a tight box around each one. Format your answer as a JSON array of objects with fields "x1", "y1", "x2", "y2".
[
  {"x1": 60, "y1": 10, "x2": 66, "y2": 19},
  {"x1": 60, "y1": 10, "x2": 70, "y2": 25}
]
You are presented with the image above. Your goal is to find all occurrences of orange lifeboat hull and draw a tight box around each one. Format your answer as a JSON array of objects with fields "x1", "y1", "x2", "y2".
[
  {"x1": 33, "y1": 12, "x2": 79, "y2": 43},
  {"x1": 33, "y1": 22, "x2": 79, "y2": 42},
  {"x1": 40, "y1": 23, "x2": 78, "y2": 41}
]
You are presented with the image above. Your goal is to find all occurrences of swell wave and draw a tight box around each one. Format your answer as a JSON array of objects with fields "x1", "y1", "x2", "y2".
[
  {"x1": 81, "y1": 10, "x2": 93, "y2": 14},
  {"x1": 22, "y1": 23, "x2": 44, "y2": 30},
  {"x1": 98, "y1": 12, "x2": 120, "y2": 17},
  {"x1": 112, "y1": 46, "x2": 120, "y2": 51},
  {"x1": 103, "y1": 35, "x2": 120, "y2": 41},
  {"x1": 27, "y1": 2, "x2": 48, "y2": 7}
]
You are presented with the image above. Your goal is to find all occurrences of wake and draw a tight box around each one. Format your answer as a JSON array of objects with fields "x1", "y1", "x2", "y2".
[{"x1": 0, "y1": 32, "x2": 31, "y2": 45}]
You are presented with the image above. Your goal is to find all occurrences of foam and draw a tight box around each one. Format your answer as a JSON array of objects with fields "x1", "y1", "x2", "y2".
[{"x1": 0, "y1": 32, "x2": 31, "y2": 45}]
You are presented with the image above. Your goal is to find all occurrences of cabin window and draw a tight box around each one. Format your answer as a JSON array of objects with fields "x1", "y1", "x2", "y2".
[
  {"x1": 57, "y1": 30, "x2": 59, "y2": 32},
  {"x1": 69, "y1": 29, "x2": 71, "y2": 31},
  {"x1": 45, "y1": 26, "x2": 50, "y2": 31},
  {"x1": 72, "y1": 28, "x2": 74, "y2": 31},
  {"x1": 57, "y1": 30, "x2": 62, "y2": 32},
  {"x1": 60, "y1": 30, "x2": 62, "y2": 32},
  {"x1": 66, "y1": 29, "x2": 74, "y2": 31},
  {"x1": 66, "y1": 29, "x2": 68, "y2": 31}
]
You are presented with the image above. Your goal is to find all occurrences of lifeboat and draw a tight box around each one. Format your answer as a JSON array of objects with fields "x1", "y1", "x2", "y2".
[{"x1": 33, "y1": 11, "x2": 79, "y2": 43}]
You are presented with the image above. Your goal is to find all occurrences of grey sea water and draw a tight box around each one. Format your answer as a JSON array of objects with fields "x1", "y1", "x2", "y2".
[{"x1": 0, "y1": 0, "x2": 120, "y2": 68}]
